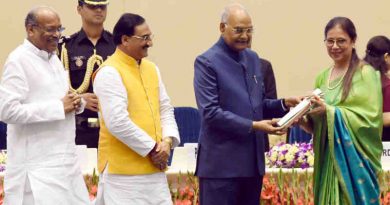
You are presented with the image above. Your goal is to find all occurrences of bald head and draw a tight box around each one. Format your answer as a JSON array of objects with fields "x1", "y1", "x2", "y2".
[
  {"x1": 25, "y1": 6, "x2": 59, "y2": 28},
  {"x1": 220, "y1": 3, "x2": 253, "y2": 52},
  {"x1": 220, "y1": 3, "x2": 250, "y2": 24},
  {"x1": 25, "y1": 6, "x2": 62, "y2": 53}
]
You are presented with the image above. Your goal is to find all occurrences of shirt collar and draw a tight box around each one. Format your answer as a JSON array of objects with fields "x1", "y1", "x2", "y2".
[
  {"x1": 75, "y1": 28, "x2": 110, "y2": 44},
  {"x1": 115, "y1": 48, "x2": 143, "y2": 67},
  {"x1": 24, "y1": 39, "x2": 56, "y2": 60},
  {"x1": 100, "y1": 30, "x2": 112, "y2": 43},
  {"x1": 216, "y1": 36, "x2": 244, "y2": 62},
  {"x1": 75, "y1": 29, "x2": 88, "y2": 44}
]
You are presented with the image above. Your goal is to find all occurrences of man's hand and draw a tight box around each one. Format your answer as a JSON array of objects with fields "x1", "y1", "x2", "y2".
[
  {"x1": 150, "y1": 141, "x2": 171, "y2": 170},
  {"x1": 81, "y1": 93, "x2": 99, "y2": 112},
  {"x1": 252, "y1": 119, "x2": 286, "y2": 135},
  {"x1": 148, "y1": 144, "x2": 162, "y2": 170},
  {"x1": 62, "y1": 91, "x2": 81, "y2": 113},
  {"x1": 283, "y1": 96, "x2": 302, "y2": 108}
]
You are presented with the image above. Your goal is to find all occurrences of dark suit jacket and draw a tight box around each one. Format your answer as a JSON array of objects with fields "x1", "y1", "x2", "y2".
[
  {"x1": 259, "y1": 58, "x2": 277, "y2": 151},
  {"x1": 259, "y1": 58, "x2": 277, "y2": 99},
  {"x1": 193, "y1": 37, "x2": 286, "y2": 178}
]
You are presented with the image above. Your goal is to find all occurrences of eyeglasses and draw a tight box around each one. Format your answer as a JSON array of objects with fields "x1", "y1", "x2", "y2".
[
  {"x1": 324, "y1": 38, "x2": 348, "y2": 47},
  {"x1": 33, "y1": 25, "x2": 65, "y2": 34},
  {"x1": 224, "y1": 24, "x2": 254, "y2": 35},
  {"x1": 131, "y1": 34, "x2": 154, "y2": 42}
]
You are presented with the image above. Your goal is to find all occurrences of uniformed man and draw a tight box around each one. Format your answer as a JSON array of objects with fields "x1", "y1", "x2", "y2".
[{"x1": 59, "y1": 0, "x2": 115, "y2": 148}]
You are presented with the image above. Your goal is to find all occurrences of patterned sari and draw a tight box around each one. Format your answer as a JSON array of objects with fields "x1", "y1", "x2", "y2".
[{"x1": 311, "y1": 65, "x2": 383, "y2": 205}]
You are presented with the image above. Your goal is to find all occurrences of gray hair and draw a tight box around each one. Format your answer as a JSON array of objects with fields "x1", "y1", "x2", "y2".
[
  {"x1": 220, "y1": 3, "x2": 248, "y2": 23},
  {"x1": 25, "y1": 6, "x2": 57, "y2": 27}
]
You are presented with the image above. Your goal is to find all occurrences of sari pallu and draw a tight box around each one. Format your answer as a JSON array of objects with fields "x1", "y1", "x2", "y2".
[{"x1": 311, "y1": 65, "x2": 383, "y2": 205}]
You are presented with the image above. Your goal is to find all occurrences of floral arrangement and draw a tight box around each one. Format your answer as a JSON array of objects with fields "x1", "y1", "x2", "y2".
[
  {"x1": 381, "y1": 172, "x2": 390, "y2": 205},
  {"x1": 266, "y1": 142, "x2": 314, "y2": 169},
  {"x1": 0, "y1": 169, "x2": 388, "y2": 204},
  {"x1": 84, "y1": 169, "x2": 98, "y2": 201},
  {"x1": 261, "y1": 170, "x2": 314, "y2": 205},
  {"x1": 0, "y1": 151, "x2": 6, "y2": 172},
  {"x1": 170, "y1": 172, "x2": 199, "y2": 205},
  {"x1": 0, "y1": 149, "x2": 389, "y2": 204}
]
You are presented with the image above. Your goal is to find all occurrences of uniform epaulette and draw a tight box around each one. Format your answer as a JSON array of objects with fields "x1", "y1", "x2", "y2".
[
  {"x1": 104, "y1": 30, "x2": 113, "y2": 36},
  {"x1": 58, "y1": 35, "x2": 71, "y2": 45}
]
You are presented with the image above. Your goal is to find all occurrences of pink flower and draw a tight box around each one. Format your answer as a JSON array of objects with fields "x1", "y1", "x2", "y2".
[
  {"x1": 90, "y1": 185, "x2": 97, "y2": 195},
  {"x1": 175, "y1": 199, "x2": 192, "y2": 205},
  {"x1": 382, "y1": 192, "x2": 390, "y2": 205}
]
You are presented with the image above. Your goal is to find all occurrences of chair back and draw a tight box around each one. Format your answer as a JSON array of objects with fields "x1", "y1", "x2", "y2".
[
  {"x1": 168, "y1": 107, "x2": 200, "y2": 165},
  {"x1": 288, "y1": 125, "x2": 312, "y2": 144},
  {"x1": 174, "y1": 107, "x2": 201, "y2": 145}
]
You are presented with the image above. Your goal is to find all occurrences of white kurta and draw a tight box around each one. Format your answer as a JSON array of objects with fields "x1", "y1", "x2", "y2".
[
  {"x1": 0, "y1": 40, "x2": 90, "y2": 205},
  {"x1": 93, "y1": 65, "x2": 180, "y2": 205}
]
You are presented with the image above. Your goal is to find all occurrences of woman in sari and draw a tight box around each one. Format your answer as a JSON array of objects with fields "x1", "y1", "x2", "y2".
[
  {"x1": 364, "y1": 36, "x2": 390, "y2": 141},
  {"x1": 300, "y1": 17, "x2": 383, "y2": 205}
]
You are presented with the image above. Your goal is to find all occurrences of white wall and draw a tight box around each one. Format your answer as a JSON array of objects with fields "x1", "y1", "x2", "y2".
[{"x1": 1, "y1": 0, "x2": 389, "y2": 106}]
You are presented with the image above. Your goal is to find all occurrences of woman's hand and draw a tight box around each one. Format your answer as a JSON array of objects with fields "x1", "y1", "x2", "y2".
[{"x1": 308, "y1": 95, "x2": 326, "y2": 116}]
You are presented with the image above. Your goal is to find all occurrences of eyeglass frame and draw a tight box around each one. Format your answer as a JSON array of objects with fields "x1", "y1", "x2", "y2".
[
  {"x1": 224, "y1": 23, "x2": 254, "y2": 35},
  {"x1": 324, "y1": 38, "x2": 349, "y2": 47},
  {"x1": 32, "y1": 24, "x2": 65, "y2": 34},
  {"x1": 131, "y1": 34, "x2": 154, "y2": 42}
]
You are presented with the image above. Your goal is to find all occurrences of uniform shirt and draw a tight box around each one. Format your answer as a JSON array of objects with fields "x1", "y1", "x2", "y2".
[
  {"x1": 0, "y1": 39, "x2": 90, "y2": 205},
  {"x1": 59, "y1": 28, "x2": 115, "y2": 118}
]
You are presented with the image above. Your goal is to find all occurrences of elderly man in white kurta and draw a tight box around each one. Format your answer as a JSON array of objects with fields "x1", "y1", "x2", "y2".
[{"x1": 0, "y1": 6, "x2": 90, "y2": 205}]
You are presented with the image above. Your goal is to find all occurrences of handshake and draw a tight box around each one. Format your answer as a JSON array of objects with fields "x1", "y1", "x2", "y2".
[{"x1": 148, "y1": 138, "x2": 173, "y2": 170}]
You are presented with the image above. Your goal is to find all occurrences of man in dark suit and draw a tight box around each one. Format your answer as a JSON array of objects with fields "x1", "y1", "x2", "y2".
[
  {"x1": 248, "y1": 40, "x2": 278, "y2": 152},
  {"x1": 193, "y1": 3, "x2": 299, "y2": 205},
  {"x1": 259, "y1": 58, "x2": 277, "y2": 151},
  {"x1": 259, "y1": 59, "x2": 277, "y2": 100}
]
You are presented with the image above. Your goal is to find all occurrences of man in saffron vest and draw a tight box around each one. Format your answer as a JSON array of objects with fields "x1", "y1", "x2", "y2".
[{"x1": 93, "y1": 13, "x2": 180, "y2": 205}]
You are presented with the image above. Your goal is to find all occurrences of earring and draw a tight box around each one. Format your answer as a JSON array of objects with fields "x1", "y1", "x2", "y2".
[{"x1": 385, "y1": 53, "x2": 390, "y2": 63}]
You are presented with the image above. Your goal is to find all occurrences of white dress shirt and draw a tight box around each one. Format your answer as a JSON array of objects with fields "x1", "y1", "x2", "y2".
[
  {"x1": 93, "y1": 64, "x2": 180, "y2": 205},
  {"x1": 0, "y1": 39, "x2": 90, "y2": 205}
]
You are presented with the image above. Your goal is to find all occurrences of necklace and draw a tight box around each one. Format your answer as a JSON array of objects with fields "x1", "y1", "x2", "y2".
[{"x1": 327, "y1": 66, "x2": 347, "y2": 90}]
